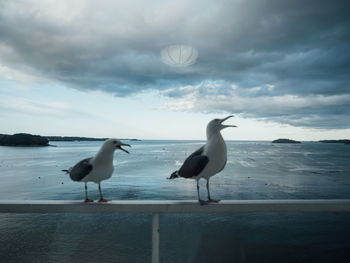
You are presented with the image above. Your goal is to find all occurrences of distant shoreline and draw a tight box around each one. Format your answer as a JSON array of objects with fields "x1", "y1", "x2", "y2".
[
  {"x1": 0, "y1": 133, "x2": 141, "y2": 147},
  {"x1": 46, "y1": 136, "x2": 141, "y2": 142},
  {"x1": 319, "y1": 140, "x2": 350, "y2": 144},
  {"x1": 1, "y1": 133, "x2": 349, "y2": 144}
]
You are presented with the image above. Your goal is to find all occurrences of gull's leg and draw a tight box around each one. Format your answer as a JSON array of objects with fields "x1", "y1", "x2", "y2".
[
  {"x1": 207, "y1": 178, "x2": 220, "y2": 203},
  {"x1": 197, "y1": 179, "x2": 208, "y2": 206},
  {"x1": 84, "y1": 182, "x2": 94, "y2": 203},
  {"x1": 98, "y1": 183, "x2": 110, "y2": 202}
]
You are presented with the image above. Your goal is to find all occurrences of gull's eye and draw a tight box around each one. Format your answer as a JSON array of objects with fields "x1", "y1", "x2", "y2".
[
  {"x1": 113, "y1": 140, "x2": 117, "y2": 144},
  {"x1": 214, "y1": 119, "x2": 219, "y2": 122}
]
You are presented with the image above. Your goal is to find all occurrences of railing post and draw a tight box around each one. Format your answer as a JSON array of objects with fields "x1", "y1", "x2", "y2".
[{"x1": 152, "y1": 213, "x2": 160, "y2": 263}]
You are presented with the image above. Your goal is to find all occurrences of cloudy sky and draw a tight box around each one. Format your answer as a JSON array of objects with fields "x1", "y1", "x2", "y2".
[{"x1": 0, "y1": 0, "x2": 349, "y2": 140}]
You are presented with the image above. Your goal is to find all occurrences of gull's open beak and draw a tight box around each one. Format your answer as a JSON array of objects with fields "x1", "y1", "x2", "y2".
[
  {"x1": 117, "y1": 143, "x2": 131, "y2": 154},
  {"x1": 220, "y1": 115, "x2": 237, "y2": 128}
]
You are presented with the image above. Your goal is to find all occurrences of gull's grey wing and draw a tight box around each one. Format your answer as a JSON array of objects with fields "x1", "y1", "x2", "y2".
[
  {"x1": 69, "y1": 157, "x2": 93, "y2": 181},
  {"x1": 178, "y1": 146, "x2": 209, "y2": 178}
]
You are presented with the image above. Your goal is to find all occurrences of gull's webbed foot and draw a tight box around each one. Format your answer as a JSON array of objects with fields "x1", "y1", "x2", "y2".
[
  {"x1": 199, "y1": 199, "x2": 209, "y2": 206},
  {"x1": 98, "y1": 198, "x2": 110, "y2": 203},
  {"x1": 84, "y1": 198, "x2": 94, "y2": 203},
  {"x1": 208, "y1": 198, "x2": 221, "y2": 203}
]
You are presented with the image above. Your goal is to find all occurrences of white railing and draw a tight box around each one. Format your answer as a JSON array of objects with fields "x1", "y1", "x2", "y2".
[{"x1": 1, "y1": 199, "x2": 350, "y2": 263}]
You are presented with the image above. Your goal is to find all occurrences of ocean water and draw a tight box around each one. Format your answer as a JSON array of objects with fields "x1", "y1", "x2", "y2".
[{"x1": 1, "y1": 140, "x2": 350, "y2": 262}]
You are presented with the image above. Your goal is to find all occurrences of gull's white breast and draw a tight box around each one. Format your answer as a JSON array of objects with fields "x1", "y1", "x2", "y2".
[
  {"x1": 199, "y1": 134, "x2": 227, "y2": 179},
  {"x1": 81, "y1": 157, "x2": 114, "y2": 183}
]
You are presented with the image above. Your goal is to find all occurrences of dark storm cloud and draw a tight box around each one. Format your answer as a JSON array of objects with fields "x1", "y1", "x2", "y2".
[{"x1": 0, "y1": 0, "x2": 349, "y2": 127}]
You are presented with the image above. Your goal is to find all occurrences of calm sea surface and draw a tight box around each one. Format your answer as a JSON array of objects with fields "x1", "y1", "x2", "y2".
[{"x1": 1, "y1": 140, "x2": 350, "y2": 262}]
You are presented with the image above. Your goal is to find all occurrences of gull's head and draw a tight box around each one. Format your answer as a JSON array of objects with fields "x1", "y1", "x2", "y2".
[
  {"x1": 206, "y1": 115, "x2": 237, "y2": 137},
  {"x1": 102, "y1": 139, "x2": 131, "y2": 154}
]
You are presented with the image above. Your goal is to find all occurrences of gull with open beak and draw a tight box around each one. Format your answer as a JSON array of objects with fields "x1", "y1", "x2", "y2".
[
  {"x1": 169, "y1": 116, "x2": 237, "y2": 205},
  {"x1": 62, "y1": 139, "x2": 131, "y2": 202}
]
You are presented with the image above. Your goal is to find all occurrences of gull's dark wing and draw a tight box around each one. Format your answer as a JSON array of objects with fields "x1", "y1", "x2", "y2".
[
  {"x1": 177, "y1": 146, "x2": 209, "y2": 178},
  {"x1": 69, "y1": 157, "x2": 93, "y2": 181}
]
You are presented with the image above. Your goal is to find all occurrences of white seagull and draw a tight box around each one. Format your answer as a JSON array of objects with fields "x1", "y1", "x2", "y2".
[
  {"x1": 62, "y1": 139, "x2": 131, "y2": 202},
  {"x1": 169, "y1": 116, "x2": 237, "y2": 205}
]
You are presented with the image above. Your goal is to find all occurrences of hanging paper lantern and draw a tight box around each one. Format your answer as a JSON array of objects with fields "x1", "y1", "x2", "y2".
[{"x1": 161, "y1": 45, "x2": 198, "y2": 67}]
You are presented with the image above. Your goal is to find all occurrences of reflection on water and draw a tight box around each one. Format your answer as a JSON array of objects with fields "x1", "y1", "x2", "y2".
[{"x1": 1, "y1": 140, "x2": 350, "y2": 262}]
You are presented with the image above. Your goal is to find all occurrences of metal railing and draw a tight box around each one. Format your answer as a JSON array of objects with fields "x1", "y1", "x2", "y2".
[{"x1": 1, "y1": 199, "x2": 350, "y2": 263}]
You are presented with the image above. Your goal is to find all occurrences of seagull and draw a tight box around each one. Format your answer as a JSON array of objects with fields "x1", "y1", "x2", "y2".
[
  {"x1": 169, "y1": 116, "x2": 236, "y2": 205},
  {"x1": 62, "y1": 139, "x2": 131, "y2": 202}
]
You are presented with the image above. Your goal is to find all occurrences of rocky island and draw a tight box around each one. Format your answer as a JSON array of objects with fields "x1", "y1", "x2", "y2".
[
  {"x1": 272, "y1": 138, "x2": 301, "y2": 144},
  {"x1": 0, "y1": 133, "x2": 50, "y2": 147}
]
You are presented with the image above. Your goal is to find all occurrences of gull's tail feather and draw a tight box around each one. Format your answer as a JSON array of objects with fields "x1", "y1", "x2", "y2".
[
  {"x1": 168, "y1": 171, "x2": 179, "y2": 179},
  {"x1": 62, "y1": 168, "x2": 71, "y2": 174}
]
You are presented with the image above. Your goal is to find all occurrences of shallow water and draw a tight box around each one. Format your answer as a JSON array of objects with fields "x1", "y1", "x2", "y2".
[{"x1": 1, "y1": 140, "x2": 350, "y2": 262}]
